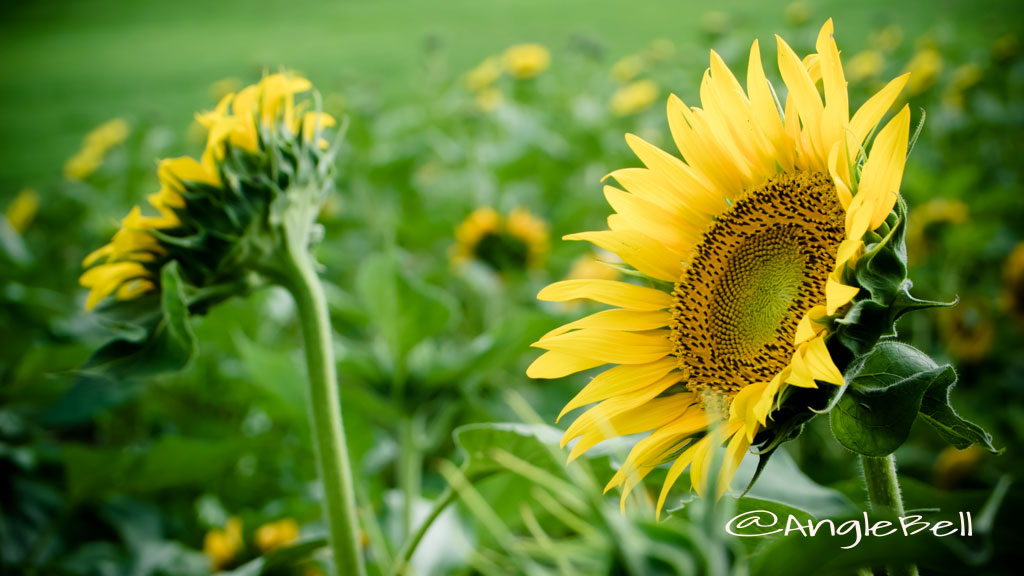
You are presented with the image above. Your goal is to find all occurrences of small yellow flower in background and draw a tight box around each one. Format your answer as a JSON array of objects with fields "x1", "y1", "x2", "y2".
[
  {"x1": 5, "y1": 188, "x2": 39, "y2": 234},
  {"x1": 501, "y1": 44, "x2": 551, "y2": 79},
  {"x1": 209, "y1": 76, "x2": 243, "y2": 101},
  {"x1": 204, "y1": 516, "x2": 243, "y2": 571},
  {"x1": 611, "y1": 55, "x2": 645, "y2": 84},
  {"x1": 904, "y1": 47, "x2": 943, "y2": 97},
  {"x1": 943, "y1": 62, "x2": 984, "y2": 110},
  {"x1": 933, "y1": 444, "x2": 985, "y2": 490},
  {"x1": 610, "y1": 80, "x2": 659, "y2": 116},
  {"x1": 940, "y1": 301, "x2": 994, "y2": 363},
  {"x1": 475, "y1": 88, "x2": 504, "y2": 112},
  {"x1": 644, "y1": 38, "x2": 676, "y2": 63},
  {"x1": 452, "y1": 207, "x2": 548, "y2": 271},
  {"x1": 784, "y1": 1, "x2": 811, "y2": 26},
  {"x1": 906, "y1": 198, "x2": 968, "y2": 263},
  {"x1": 700, "y1": 11, "x2": 730, "y2": 38},
  {"x1": 255, "y1": 518, "x2": 300, "y2": 552},
  {"x1": 846, "y1": 50, "x2": 885, "y2": 83},
  {"x1": 567, "y1": 251, "x2": 621, "y2": 282},
  {"x1": 464, "y1": 56, "x2": 502, "y2": 91},
  {"x1": 1002, "y1": 241, "x2": 1024, "y2": 324},
  {"x1": 64, "y1": 118, "x2": 131, "y2": 181},
  {"x1": 871, "y1": 25, "x2": 904, "y2": 52},
  {"x1": 992, "y1": 34, "x2": 1019, "y2": 63}
]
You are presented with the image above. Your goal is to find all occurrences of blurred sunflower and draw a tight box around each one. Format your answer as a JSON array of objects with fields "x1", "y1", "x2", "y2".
[
  {"x1": 1002, "y1": 242, "x2": 1024, "y2": 324},
  {"x1": 906, "y1": 198, "x2": 968, "y2": 263},
  {"x1": 529, "y1": 20, "x2": 913, "y2": 514},
  {"x1": 610, "y1": 80, "x2": 659, "y2": 117},
  {"x1": 501, "y1": 44, "x2": 551, "y2": 79},
  {"x1": 80, "y1": 73, "x2": 336, "y2": 310},
  {"x1": 64, "y1": 118, "x2": 131, "y2": 181},
  {"x1": 204, "y1": 516, "x2": 243, "y2": 570},
  {"x1": 255, "y1": 518, "x2": 300, "y2": 552},
  {"x1": 452, "y1": 207, "x2": 548, "y2": 272},
  {"x1": 940, "y1": 300, "x2": 994, "y2": 363},
  {"x1": 5, "y1": 188, "x2": 39, "y2": 234}
]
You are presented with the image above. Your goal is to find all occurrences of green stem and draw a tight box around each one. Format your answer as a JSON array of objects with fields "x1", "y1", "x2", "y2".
[
  {"x1": 398, "y1": 417, "x2": 421, "y2": 541},
  {"x1": 391, "y1": 485, "x2": 458, "y2": 576},
  {"x1": 861, "y1": 455, "x2": 918, "y2": 576},
  {"x1": 285, "y1": 252, "x2": 365, "y2": 576}
]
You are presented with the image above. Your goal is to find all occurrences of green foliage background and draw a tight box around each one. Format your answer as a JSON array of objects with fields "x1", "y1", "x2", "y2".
[{"x1": 1, "y1": 0, "x2": 1022, "y2": 574}]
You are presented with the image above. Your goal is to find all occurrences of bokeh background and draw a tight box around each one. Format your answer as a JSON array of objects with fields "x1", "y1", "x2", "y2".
[{"x1": 2, "y1": 0, "x2": 1023, "y2": 574}]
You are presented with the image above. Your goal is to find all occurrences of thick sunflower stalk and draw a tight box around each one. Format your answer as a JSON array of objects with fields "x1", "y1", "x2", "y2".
[
  {"x1": 528, "y1": 18, "x2": 994, "y2": 540},
  {"x1": 80, "y1": 74, "x2": 365, "y2": 575}
]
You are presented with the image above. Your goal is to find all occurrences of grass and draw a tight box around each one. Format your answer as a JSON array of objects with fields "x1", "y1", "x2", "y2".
[{"x1": 0, "y1": 0, "x2": 1015, "y2": 193}]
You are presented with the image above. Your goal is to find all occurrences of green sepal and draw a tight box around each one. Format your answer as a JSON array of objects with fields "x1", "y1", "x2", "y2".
[
  {"x1": 42, "y1": 262, "x2": 197, "y2": 426},
  {"x1": 829, "y1": 197, "x2": 954, "y2": 362},
  {"x1": 744, "y1": 383, "x2": 842, "y2": 495},
  {"x1": 81, "y1": 261, "x2": 196, "y2": 380},
  {"x1": 829, "y1": 341, "x2": 997, "y2": 456}
]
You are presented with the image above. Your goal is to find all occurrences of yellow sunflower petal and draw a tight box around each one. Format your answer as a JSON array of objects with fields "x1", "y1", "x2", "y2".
[
  {"x1": 849, "y1": 73, "x2": 910, "y2": 156},
  {"x1": 542, "y1": 308, "x2": 672, "y2": 340},
  {"x1": 859, "y1": 105, "x2": 911, "y2": 228},
  {"x1": 564, "y1": 230, "x2": 683, "y2": 282},
  {"x1": 526, "y1": 350, "x2": 605, "y2": 379},
  {"x1": 532, "y1": 328, "x2": 673, "y2": 365},
  {"x1": 655, "y1": 436, "x2": 705, "y2": 518},
  {"x1": 567, "y1": 390, "x2": 691, "y2": 461},
  {"x1": 558, "y1": 357, "x2": 678, "y2": 421},
  {"x1": 537, "y1": 279, "x2": 672, "y2": 310}
]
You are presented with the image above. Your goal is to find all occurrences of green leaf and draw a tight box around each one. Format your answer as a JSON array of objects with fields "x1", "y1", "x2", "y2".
[
  {"x1": 42, "y1": 262, "x2": 197, "y2": 426},
  {"x1": 355, "y1": 252, "x2": 455, "y2": 361},
  {"x1": 63, "y1": 436, "x2": 242, "y2": 502},
  {"x1": 830, "y1": 342, "x2": 994, "y2": 456},
  {"x1": 82, "y1": 261, "x2": 197, "y2": 380},
  {"x1": 453, "y1": 422, "x2": 564, "y2": 480},
  {"x1": 919, "y1": 370, "x2": 998, "y2": 453},
  {"x1": 217, "y1": 538, "x2": 328, "y2": 576}
]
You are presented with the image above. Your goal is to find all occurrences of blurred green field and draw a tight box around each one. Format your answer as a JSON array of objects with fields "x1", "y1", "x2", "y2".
[{"x1": 0, "y1": 0, "x2": 1016, "y2": 192}]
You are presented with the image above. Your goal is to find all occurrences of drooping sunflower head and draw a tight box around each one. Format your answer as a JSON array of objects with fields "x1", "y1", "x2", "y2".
[
  {"x1": 453, "y1": 207, "x2": 549, "y2": 272},
  {"x1": 528, "y1": 20, "x2": 916, "y2": 515},
  {"x1": 80, "y1": 73, "x2": 336, "y2": 311}
]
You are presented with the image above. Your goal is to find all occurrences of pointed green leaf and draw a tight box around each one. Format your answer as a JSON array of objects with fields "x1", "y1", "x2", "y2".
[{"x1": 830, "y1": 341, "x2": 995, "y2": 456}]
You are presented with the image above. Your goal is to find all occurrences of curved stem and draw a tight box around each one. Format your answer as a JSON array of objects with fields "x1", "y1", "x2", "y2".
[
  {"x1": 861, "y1": 455, "x2": 918, "y2": 576},
  {"x1": 391, "y1": 485, "x2": 458, "y2": 576},
  {"x1": 285, "y1": 252, "x2": 366, "y2": 576}
]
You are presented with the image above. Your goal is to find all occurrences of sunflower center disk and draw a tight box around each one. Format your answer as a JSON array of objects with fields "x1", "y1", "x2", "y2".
[{"x1": 671, "y1": 171, "x2": 846, "y2": 396}]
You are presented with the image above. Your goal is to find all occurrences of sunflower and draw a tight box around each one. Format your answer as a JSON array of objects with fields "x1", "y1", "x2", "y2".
[
  {"x1": 528, "y1": 20, "x2": 913, "y2": 515},
  {"x1": 452, "y1": 207, "x2": 549, "y2": 272},
  {"x1": 80, "y1": 73, "x2": 335, "y2": 311}
]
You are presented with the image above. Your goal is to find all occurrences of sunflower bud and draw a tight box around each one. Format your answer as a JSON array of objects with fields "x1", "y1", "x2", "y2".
[{"x1": 80, "y1": 73, "x2": 337, "y2": 313}]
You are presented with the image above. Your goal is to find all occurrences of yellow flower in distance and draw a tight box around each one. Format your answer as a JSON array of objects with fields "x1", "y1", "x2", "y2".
[
  {"x1": 610, "y1": 80, "x2": 659, "y2": 116},
  {"x1": 5, "y1": 188, "x2": 40, "y2": 234},
  {"x1": 906, "y1": 198, "x2": 967, "y2": 263},
  {"x1": 465, "y1": 56, "x2": 502, "y2": 92},
  {"x1": 1002, "y1": 242, "x2": 1024, "y2": 324},
  {"x1": 846, "y1": 50, "x2": 885, "y2": 83},
  {"x1": 64, "y1": 118, "x2": 130, "y2": 181},
  {"x1": 528, "y1": 20, "x2": 914, "y2": 515},
  {"x1": 204, "y1": 516, "x2": 243, "y2": 571},
  {"x1": 80, "y1": 73, "x2": 336, "y2": 311},
  {"x1": 904, "y1": 47, "x2": 943, "y2": 97},
  {"x1": 453, "y1": 207, "x2": 548, "y2": 271},
  {"x1": 502, "y1": 43, "x2": 551, "y2": 79},
  {"x1": 255, "y1": 518, "x2": 300, "y2": 552}
]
